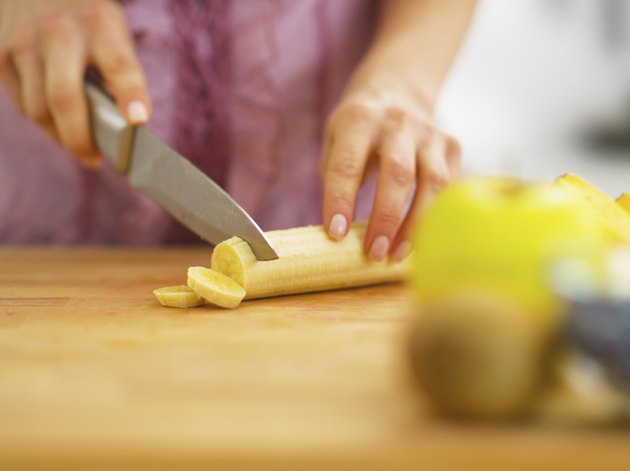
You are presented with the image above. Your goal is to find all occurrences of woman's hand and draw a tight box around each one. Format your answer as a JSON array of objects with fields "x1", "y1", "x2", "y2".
[
  {"x1": 320, "y1": 0, "x2": 475, "y2": 261},
  {"x1": 321, "y1": 75, "x2": 461, "y2": 262},
  {"x1": 0, "y1": 0, "x2": 150, "y2": 168}
]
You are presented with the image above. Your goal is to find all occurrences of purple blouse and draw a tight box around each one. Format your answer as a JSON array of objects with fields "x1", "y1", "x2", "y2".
[{"x1": 0, "y1": 0, "x2": 376, "y2": 244}]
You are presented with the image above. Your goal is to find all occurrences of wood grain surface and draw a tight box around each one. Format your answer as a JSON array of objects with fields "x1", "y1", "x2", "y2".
[{"x1": 0, "y1": 247, "x2": 629, "y2": 470}]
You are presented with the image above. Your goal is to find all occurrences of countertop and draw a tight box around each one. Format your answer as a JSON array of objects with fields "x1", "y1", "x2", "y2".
[{"x1": 0, "y1": 247, "x2": 628, "y2": 469}]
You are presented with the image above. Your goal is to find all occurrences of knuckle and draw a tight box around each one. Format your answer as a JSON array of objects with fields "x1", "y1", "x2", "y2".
[
  {"x1": 385, "y1": 107, "x2": 410, "y2": 127},
  {"x1": 374, "y1": 209, "x2": 401, "y2": 233},
  {"x1": 118, "y1": 80, "x2": 147, "y2": 99},
  {"x1": 415, "y1": 121, "x2": 435, "y2": 138},
  {"x1": 83, "y1": 1, "x2": 122, "y2": 25},
  {"x1": 11, "y1": 33, "x2": 36, "y2": 58},
  {"x1": 41, "y1": 15, "x2": 73, "y2": 42},
  {"x1": 339, "y1": 102, "x2": 375, "y2": 125},
  {"x1": 11, "y1": 44, "x2": 33, "y2": 60},
  {"x1": 326, "y1": 191, "x2": 355, "y2": 213},
  {"x1": 327, "y1": 153, "x2": 364, "y2": 180},
  {"x1": 102, "y1": 52, "x2": 137, "y2": 77},
  {"x1": 415, "y1": 122, "x2": 432, "y2": 141},
  {"x1": 384, "y1": 158, "x2": 415, "y2": 186},
  {"x1": 425, "y1": 169, "x2": 450, "y2": 191},
  {"x1": 48, "y1": 85, "x2": 81, "y2": 112}
]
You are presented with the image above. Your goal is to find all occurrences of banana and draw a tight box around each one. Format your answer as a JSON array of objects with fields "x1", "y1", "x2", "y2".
[
  {"x1": 153, "y1": 285, "x2": 204, "y2": 308},
  {"x1": 554, "y1": 173, "x2": 630, "y2": 244},
  {"x1": 186, "y1": 266, "x2": 246, "y2": 309},
  {"x1": 211, "y1": 222, "x2": 408, "y2": 300},
  {"x1": 615, "y1": 193, "x2": 630, "y2": 216}
]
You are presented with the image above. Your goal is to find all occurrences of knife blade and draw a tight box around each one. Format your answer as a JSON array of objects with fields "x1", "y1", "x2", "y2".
[{"x1": 85, "y1": 82, "x2": 278, "y2": 261}]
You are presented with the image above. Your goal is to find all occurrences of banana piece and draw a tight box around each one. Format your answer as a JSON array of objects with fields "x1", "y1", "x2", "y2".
[
  {"x1": 187, "y1": 266, "x2": 246, "y2": 309},
  {"x1": 554, "y1": 173, "x2": 630, "y2": 244},
  {"x1": 211, "y1": 222, "x2": 408, "y2": 300},
  {"x1": 153, "y1": 285, "x2": 204, "y2": 308},
  {"x1": 616, "y1": 193, "x2": 630, "y2": 216}
]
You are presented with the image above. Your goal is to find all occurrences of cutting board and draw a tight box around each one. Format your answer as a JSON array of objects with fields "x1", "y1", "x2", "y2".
[{"x1": 1, "y1": 247, "x2": 629, "y2": 470}]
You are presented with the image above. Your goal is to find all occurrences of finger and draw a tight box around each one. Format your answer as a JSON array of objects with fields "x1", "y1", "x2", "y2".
[
  {"x1": 11, "y1": 32, "x2": 51, "y2": 125},
  {"x1": 391, "y1": 190, "x2": 422, "y2": 262},
  {"x1": 365, "y1": 129, "x2": 416, "y2": 261},
  {"x1": 417, "y1": 135, "x2": 451, "y2": 213},
  {"x1": 391, "y1": 136, "x2": 451, "y2": 261},
  {"x1": 445, "y1": 134, "x2": 462, "y2": 177},
  {"x1": 2, "y1": 48, "x2": 59, "y2": 142},
  {"x1": 42, "y1": 15, "x2": 100, "y2": 166},
  {"x1": 319, "y1": 125, "x2": 380, "y2": 184},
  {"x1": 322, "y1": 119, "x2": 377, "y2": 241},
  {"x1": 84, "y1": 2, "x2": 151, "y2": 124},
  {"x1": 318, "y1": 129, "x2": 333, "y2": 179},
  {"x1": 0, "y1": 49, "x2": 60, "y2": 142},
  {"x1": 0, "y1": 52, "x2": 23, "y2": 112}
]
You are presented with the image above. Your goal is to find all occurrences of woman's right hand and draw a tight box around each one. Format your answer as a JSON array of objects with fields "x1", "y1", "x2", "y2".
[{"x1": 0, "y1": 0, "x2": 150, "y2": 168}]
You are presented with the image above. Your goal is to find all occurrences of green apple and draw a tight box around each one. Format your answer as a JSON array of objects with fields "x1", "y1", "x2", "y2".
[
  {"x1": 409, "y1": 177, "x2": 611, "y2": 320},
  {"x1": 408, "y1": 177, "x2": 617, "y2": 419}
]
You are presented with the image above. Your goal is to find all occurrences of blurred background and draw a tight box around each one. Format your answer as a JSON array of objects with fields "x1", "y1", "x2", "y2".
[{"x1": 438, "y1": 0, "x2": 630, "y2": 196}]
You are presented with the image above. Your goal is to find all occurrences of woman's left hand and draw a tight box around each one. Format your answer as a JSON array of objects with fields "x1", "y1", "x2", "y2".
[{"x1": 320, "y1": 75, "x2": 461, "y2": 262}]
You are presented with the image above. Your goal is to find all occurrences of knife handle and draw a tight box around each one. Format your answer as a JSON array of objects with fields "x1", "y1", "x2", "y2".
[{"x1": 84, "y1": 82, "x2": 135, "y2": 173}]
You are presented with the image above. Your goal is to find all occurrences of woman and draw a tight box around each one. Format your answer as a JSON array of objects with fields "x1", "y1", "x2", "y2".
[{"x1": 0, "y1": 0, "x2": 476, "y2": 260}]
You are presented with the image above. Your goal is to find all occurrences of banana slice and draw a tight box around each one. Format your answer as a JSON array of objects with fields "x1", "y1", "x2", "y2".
[
  {"x1": 187, "y1": 266, "x2": 246, "y2": 309},
  {"x1": 153, "y1": 285, "x2": 204, "y2": 308}
]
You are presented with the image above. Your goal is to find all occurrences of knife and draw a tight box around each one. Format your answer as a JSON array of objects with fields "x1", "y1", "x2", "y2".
[{"x1": 84, "y1": 82, "x2": 278, "y2": 261}]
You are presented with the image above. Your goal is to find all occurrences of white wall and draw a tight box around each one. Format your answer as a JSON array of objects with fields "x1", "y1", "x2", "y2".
[{"x1": 437, "y1": 0, "x2": 630, "y2": 195}]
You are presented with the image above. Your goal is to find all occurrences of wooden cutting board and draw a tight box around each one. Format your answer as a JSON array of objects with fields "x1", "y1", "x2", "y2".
[{"x1": 0, "y1": 247, "x2": 629, "y2": 470}]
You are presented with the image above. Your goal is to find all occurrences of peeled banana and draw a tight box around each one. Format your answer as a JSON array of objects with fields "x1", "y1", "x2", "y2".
[
  {"x1": 211, "y1": 222, "x2": 408, "y2": 300},
  {"x1": 154, "y1": 222, "x2": 408, "y2": 309}
]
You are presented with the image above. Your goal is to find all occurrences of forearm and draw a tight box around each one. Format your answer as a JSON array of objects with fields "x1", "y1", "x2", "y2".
[{"x1": 348, "y1": 0, "x2": 477, "y2": 110}]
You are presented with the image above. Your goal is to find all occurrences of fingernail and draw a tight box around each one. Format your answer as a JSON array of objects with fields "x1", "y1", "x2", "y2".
[
  {"x1": 127, "y1": 100, "x2": 148, "y2": 124},
  {"x1": 329, "y1": 214, "x2": 347, "y2": 240},
  {"x1": 369, "y1": 236, "x2": 390, "y2": 261},
  {"x1": 393, "y1": 241, "x2": 412, "y2": 262}
]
